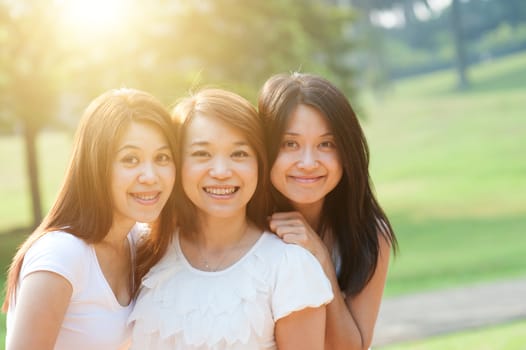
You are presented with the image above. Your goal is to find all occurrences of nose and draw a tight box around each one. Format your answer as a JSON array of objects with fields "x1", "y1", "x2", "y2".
[
  {"x1": 138, "y1": 162, "x2": 158, "y2": 184},
  {"x1": 209, "y1": 156, "x2": 232, "y2": 179},
  {"x1": 297, "y1": 147, "x2": 319, "y2": 170}
]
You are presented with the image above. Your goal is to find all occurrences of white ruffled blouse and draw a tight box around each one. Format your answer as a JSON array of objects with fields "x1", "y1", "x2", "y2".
[{"x1": 129, "y1": 231, "x2": 333, "y2": 350}]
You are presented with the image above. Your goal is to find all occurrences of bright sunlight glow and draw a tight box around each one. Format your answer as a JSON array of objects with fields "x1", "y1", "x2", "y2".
[{"x1": 56, "y1": 0, "x2": 130, "y2": 37}]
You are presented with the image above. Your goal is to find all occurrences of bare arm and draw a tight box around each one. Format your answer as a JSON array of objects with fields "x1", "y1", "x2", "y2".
[
  {"x1": 324, "y1": 236, "x2": 390, "y2": 350},
  {"x1": 270, "y1": 212, "x2": 391, "y2": 350},
  {"x1": 275, "y1": 306, "x2": 326, "y2": 350},
  {"x1": 7, "y1": 271, "x2": 72, "y2": 350}
]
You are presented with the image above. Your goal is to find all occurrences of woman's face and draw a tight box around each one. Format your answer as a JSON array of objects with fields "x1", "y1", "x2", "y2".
[
  {"x1": 181, "y1": 114, "x2": 258, "y2": 221},
  {"x1": 270, "y1": 104, "x2": 343, "y2": 210},
  {"x1": 111, "y1": 121, "x2": 176, "y2": 229}
]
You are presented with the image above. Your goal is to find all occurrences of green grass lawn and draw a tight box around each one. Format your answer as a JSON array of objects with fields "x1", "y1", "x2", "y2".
[
  {"x1": 377, "y1": 320, "x2": 526, "y2": 350},
  {"x1": 1, "y1": 51, "x2": 526, "y2": 349},
  {"x1": 361, "y1": 51, "x2": 526, "y2": 296}
]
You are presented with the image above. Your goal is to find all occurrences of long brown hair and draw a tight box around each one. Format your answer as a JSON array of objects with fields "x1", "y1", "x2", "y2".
[
  {"x1": 3, "y1": 88, "x2": 178, "y2": 311},
  {"x1": 258, "y1": 73, "x2": 397, "y2": 296}
]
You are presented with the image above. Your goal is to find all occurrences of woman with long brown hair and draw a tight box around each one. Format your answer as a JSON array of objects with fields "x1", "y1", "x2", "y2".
[{"x1": 3, "y1": 88, "x2": 177, "y2": 350}]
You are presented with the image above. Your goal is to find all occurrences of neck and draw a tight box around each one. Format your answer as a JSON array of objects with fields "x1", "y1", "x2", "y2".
[
  {"x1": 197, "y1": 213, "x2": 249, "y2": 249},
  {"x1": 104, "y1": 221, "x2": 134, "y2": 249},
  {"x1": 292, "y1": 200, "x2": 323, "y2": 230}
]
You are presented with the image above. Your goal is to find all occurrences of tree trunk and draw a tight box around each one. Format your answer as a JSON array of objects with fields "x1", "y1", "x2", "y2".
[
  {"x1": 23, "y1": 121, "x2": 42, "y2": 228},
  {"x1": 451, "y1": 0, "x2": 469, "y2": 89}
]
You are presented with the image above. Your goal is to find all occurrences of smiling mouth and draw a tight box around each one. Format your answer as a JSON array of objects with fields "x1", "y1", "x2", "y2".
[
  {"x1": 131, "y1": 192, "x2": 161, "y2": 202},
  {"x1": 288, "y1": 176, "x2": 325, "y2": 183},
  {"x1": 203, "y1": 186, "x2": 239, "y2": 195}
]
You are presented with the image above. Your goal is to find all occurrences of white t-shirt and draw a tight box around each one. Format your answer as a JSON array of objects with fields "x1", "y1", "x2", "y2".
[
  {"x1": 6, "y1": 231, "x2": 135, "y2": 350},
  {"x1": 129, "y1": 231, "x2": 334, "y2": 350}
]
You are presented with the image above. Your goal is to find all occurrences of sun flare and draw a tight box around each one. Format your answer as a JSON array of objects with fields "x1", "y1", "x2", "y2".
[{"x1": 56, "y1": 0, "x2": 130, "y2": 37}]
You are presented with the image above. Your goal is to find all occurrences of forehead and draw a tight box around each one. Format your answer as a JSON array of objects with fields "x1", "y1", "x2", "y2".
[
  {"x1": 116, "y1": 121, "x2": 166, "y2": 146},
  {"x1": 184, "y1": 114, "x2": 249, "y2": 145},
  {"x1": 285, "y1": 104, "x2": 332, "y2": 134}
]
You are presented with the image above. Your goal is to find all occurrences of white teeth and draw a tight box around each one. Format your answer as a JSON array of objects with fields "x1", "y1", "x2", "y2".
[
  {"x1": 134, "y1": 193, "x2": 157, "y2": 201},
  {"x1": 204, "y1": 187, "x2": 237, "y2": 195}
]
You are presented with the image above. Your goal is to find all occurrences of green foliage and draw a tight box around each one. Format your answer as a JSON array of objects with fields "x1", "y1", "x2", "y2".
[
  {"x1": 377, "y1": 0, "x2": 526, "y2": 79},
  {"x1": 144, "y1": 0, "x2": 355, "y2": 101},
  {"x1": 474, "y1": 23, "x2": 526, "y2": 56}
]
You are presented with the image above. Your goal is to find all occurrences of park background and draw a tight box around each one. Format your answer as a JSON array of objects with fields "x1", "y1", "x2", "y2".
[{"x1": 1, "y1": 0, "x2": 525, "y2": 349}]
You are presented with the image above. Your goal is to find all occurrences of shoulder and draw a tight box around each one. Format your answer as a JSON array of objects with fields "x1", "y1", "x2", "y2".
[
  {"x1": 257, "y1": 231, "x2": 309, "y2": 256},
  {"x1": 262, "y1": 232, "x2": 334, "y2": 320},
  {"x1": 256, "y1": 232, "x2": 327, "y2": 274},
  {"x1": 28, "y1": 231, "x2": 90, "y2": 258},
  {"x1": 21, "y1": 231, "x2": 91, "y2": 287},
  {"x1": 261, "y1": 231, "x2": 322, "y2": 265}
]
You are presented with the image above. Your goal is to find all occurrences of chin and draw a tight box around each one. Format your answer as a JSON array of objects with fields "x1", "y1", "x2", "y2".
[{"x1": 135, "y1": 212, "x2": 163, "y2": 224}]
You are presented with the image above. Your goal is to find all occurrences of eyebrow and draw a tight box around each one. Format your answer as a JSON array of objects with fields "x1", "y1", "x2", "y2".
[
  {"x1": 283, "y1": 132, "x2": 334, "y2": 137},
  {"x1": 116, "y1": 144, "x2": 170, "y2": 153},
  {"x1": 188, "y1": 140, "x2": 250, "y2": 147}
]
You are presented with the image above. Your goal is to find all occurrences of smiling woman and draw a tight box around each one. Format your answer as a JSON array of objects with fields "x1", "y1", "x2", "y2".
[{"x1": 3, "y1": 88, "x2": 178, "y2": 350}]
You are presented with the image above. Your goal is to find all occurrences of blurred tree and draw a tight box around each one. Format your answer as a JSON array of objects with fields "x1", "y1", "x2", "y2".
[
  {"x1": 347, "y1": 0, "x2": 433, "y2": 88},
  {"x1": 1, "y1": 0, "x2": 65, "y2": 228},
  {"x1": 142, "y1": 0, "x2": 355, "y2": 101},
  {"x1": 351, "y1": 0, "x2": 470, "y2": 88},
  {"x1": 451, "y1": 0, "x2": 469, "y2": 89}
]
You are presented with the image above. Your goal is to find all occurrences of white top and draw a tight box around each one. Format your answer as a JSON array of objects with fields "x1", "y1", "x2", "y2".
[
  {"x1": 6, "y1": 230, "x2": 138, "y2": 350},
  {"x1": 129, "y1": 231, "x2": 334, "y2": 350}
]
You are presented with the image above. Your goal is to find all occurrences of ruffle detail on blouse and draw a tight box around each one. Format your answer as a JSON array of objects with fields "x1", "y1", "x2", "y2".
[
  {"x1": 128, "y1": 232, "x2": 334, "y2": 350},
  {"x1": 129, "y1": 236, "x2": 271, "y2": 349}
]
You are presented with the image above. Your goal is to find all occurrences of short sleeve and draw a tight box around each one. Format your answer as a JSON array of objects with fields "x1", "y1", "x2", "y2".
[
  {"x1": 20, "y1": 231, "x2": 89, "y2": 294},
  {"x1": 272, "y1": 245, "x2": 334, "y2": 321}
]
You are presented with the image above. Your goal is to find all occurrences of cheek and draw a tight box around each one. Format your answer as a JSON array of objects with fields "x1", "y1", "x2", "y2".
[
  {"x1": 111, "y1": 166, "x2": 133, "y2": 188},
  {"x1": 325, "y1": 155, "x2": 343, "y2": 182},
  {"x1": 180, "y1": 165, "x2": 194, "y2": 191},
  {"x1": 161, "y1": 164, "x2": 177, "y2": 184},
  {"x1": 270, "y1": 163, "x2": 288, "y2": 195},
  {"x1": 245, "y1": 159, "x2": 259, "y2": 176},
  {"x1": 270, "y1": 153, "x2": 289, "y2": 178}
]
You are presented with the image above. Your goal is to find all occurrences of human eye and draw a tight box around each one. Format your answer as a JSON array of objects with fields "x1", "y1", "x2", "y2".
[
  {"x1": 190, "y1": 150, "x2": 210, "y2": 158},
  {"x1": 231, "y1": 150, "x2": 250, "y2": 159},
  {"x1": 156, "y1": 152, "x2": 173, "y2": 165},
  {"x1": 281, "y1": 139, "x2": 299, "y2": 150},
  {"x1": 319, "y1": 140, "x2": 337, "y2": 150},
  {"x1": 120, "y1": 154, "x2": 140, "y2": 166}
]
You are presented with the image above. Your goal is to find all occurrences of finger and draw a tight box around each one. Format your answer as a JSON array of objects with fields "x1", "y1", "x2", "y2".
[
  {"x1": 270, "y1": 211, "x2": 303, "y2": 221},
  {"x1": 273, "y1": 225, "x2": 301, "y2": 239},
  {"x1": 281, "y1": 232, "x2": 311, "y2": 250},
  {"x1": 269, "y1": 218, "x2": 305, "y2": 231}
]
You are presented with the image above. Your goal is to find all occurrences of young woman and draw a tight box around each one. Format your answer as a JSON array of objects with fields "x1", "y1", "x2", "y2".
[
  {"x1": 3, "y1": 88, "x2": 177, "y2": 350},
  {"x1": 258, "y1": 73, "x2": 398, "y2": 350},
  {"x1": 129, "y1": 88, "x2": 333, "y2": 350}
]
